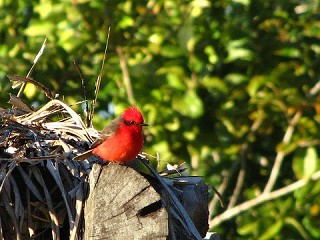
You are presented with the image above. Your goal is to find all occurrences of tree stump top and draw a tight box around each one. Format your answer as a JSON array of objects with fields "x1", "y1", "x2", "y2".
[{"x1": 84, "y1": 163, "x2": 168, "y2": 240}]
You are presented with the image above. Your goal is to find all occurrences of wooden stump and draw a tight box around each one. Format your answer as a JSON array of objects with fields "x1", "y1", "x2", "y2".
[{"x1": 84, "y1": 163, "x2": 168, "y2": 240}]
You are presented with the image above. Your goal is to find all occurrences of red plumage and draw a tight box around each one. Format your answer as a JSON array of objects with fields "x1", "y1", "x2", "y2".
[{"x1": 74, "y1": 107, "x2": 147, "y2": 163}]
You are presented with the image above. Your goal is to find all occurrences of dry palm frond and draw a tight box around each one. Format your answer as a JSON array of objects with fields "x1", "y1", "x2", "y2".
[
  {"x1": 0, "y1": 95, "x2": 99, "y2": 240},
  {"x1": 0, "y1": 34, "x2": 111, "y2": 240}
]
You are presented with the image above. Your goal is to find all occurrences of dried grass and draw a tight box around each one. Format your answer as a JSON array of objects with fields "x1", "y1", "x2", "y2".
[{"x1": 0, "y1": 94, "x2": 98, "y2": 239}]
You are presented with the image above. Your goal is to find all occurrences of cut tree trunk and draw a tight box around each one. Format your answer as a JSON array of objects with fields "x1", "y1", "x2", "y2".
[{"x1": 84, "y1": 163, "x2": 168, "y2": 240}]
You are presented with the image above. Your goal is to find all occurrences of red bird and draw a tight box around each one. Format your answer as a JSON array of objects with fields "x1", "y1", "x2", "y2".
[{"x1": 74, "y1": 107, "x2": 148, "y2": 163}]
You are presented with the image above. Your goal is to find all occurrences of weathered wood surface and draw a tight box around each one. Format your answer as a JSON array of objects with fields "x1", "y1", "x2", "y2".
[{"x1": 84, "y1": 163, "x2": 168, "y2": 240}]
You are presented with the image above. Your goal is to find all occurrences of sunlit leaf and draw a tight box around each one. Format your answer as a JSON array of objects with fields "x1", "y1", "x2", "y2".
[
  {"x1": 167, "y1": 73, "x2": 187, "y2": 90},
  {"x1": 238, "y1": 221, "x2": 258, "y2": 235},
  {"x1": 149, "y1": 33, "x2": 164, "y2": 44},
  {"x1": 156, "y1": 66, "x2": 185, "y2": 76},
  {"x1": 292, "y1": 151, "x2": 304, "y2": 179},
  {"x1": 173, "y1": 90, "x2": 204, "y2": 118},
  {"x1": 303, "y1": 217, "x2": 320, "y2": 238},
  {"x1": 165, "y1": 117, "x2": 180, "y2": 131},
  {"x1": 260, "y1": 220, "x2": 283, "y2": 240},
  {"x1": 284, "y1": 217, "x2": 310, "y2": 240},
  {"x1": 202, "y1": 76, "x2": 228, "y2": 94},
  {"x1": 247, "y1": 75, "x2": 266, "y2": 97},
  {"x1": 204, "y1": 46, "x2": 218, "y2": 64},
  {"x1": 152, "y1": 140, "x2": 172, "y2": 162},
  {"x1": 224, "y1": 73, "x2": 248, "y2": 85},
  {"x1": 178, "y1": 24, "x2": 193, "y2": 50},
  {"x1": 24, "y1": 84, "x2": 38, "y2": 99},
  {"x1": 275, "y1": 48, "x2": 301, "y2": 58},
  {"x1": 226, "y1": 39, "x2": 253, "y2": 62},
  {"x1": 24, "y1": 22, "x2": 54, "y2": 37},
  {"x1": 303, "y1": 147, "x2": 318, "y2": 179},
  {"x1": 160, "y1": 46, "x2": 186, "y2": 58},
  {"x1": 276, "y1": 142, "x2": 297, "y2": 155},
  {"x1": 117, "y1": 16, "x2": 134, "y2": 29}
]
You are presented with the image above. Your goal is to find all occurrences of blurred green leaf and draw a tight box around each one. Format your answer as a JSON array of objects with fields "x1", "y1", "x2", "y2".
[
  {"x1": 167, "y1": 73, "x2": 187, "y2": 91},
  {"x1": 204, "y1": 46, "x2": 218, "y2": 64},
  {"x1": 224, "y1": 73, "x2": 248, "y2": 85},
  {"x1": 292, "y1": 150, "x2": 305, "y2": 179},
  {"x1": 247, "y1": 75, "x2": 266, "y2": 97},
  {"x1": 275, "y1": 48, "x2": 301, "y2": 58},
  {"x1": 173, "y1": 90, "x2": 204, "y2": 118},
  {"x1": 276, "y1": 142, "x2": 297, "y2": 155},
  {"x1": 260, "y1": 220, "x2": 283, "y2": 240},
  {"x1": 160, "y1": 45, "x2": 186, "y2": 58},
  {"x1": 226, "y1": 39, "x2": 253, "y2": 62},
  {"x1": 156, "y1": 65, "x2": 185, "y2": 76},
  {"x1": 238, "y1": 221, "x2": 259, "y2": 235},
  {"x1": 24, "y1": 22, "x2": 54, "y2": 37},
  {"x1": 303, "y1": 147, "x2": 318, "y2": 179},
  {"x1": 117, "y1": 16, "x2": 135, "y2": 29},
  {"x1": 303, "y1": 216, "x2": 320, "y2": 238},
  {"x1": 284, "y1": 217, "x2": 310, "y2": 240},
  {"x1": 202, "y1": 76, "x2": 228, "y2": 94},
  {"x1": 178, "y1": 23, "x2": 193, "y2": 51},
  {"x1": 165, "y1": 117, "x2": 180, "y2": 131}
]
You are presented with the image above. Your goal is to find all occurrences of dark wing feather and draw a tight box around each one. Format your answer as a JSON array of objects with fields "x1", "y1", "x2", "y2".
[
  {"x1": 89, "y1": 115, "x2": 121, "y2": 149},
  {"x1": 73, "y1": 115, "x2": 121, "y2": 161}
]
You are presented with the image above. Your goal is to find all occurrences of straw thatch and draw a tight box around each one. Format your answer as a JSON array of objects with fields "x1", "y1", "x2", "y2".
[{"x1": 0, "y1": 94, "x2": 97, "y2": 239}]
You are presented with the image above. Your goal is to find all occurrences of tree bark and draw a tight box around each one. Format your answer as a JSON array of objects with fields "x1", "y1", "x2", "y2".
[{"x1": 84, "y1": 163, "x2": 168, "y2": 240}]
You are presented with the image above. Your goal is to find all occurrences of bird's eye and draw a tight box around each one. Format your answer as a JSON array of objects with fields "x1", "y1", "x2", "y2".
[{"x1": 123, "y1": 120, "x2": 137, "y2": 126}]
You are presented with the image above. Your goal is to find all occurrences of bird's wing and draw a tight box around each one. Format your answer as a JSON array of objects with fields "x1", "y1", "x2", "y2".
[
  {"x1": 89, "y1": 115, "x2": 121, "y2": 149},
  {"x1": 73, "y1": 115, "x2": 121, "y2": 161}
]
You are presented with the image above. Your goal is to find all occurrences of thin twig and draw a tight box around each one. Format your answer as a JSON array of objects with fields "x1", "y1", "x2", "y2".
[
  {"x1": 211, "y1": 185, "x2": 225, "y2": 208},
  {"x1": 209, "y1": 171, "x2": 229, "y2": 215},
  {"x1": 210, "y1": 117, "x2": 263, "y2": 214},
  {"x1": 17, "y1": 38, "x2": 47, "y2": 98},
  {"x1": 227, "y1": 166, "x2": 245, "y2": 209},
  {"x1": 0, "y1": 156, "x2": 63, "y2": 162},
  {"x1": 209, "y1": 160, "x2": 239, "y2": 216},
  {"x1": 73, "y1": 61, "x2": 90, "y2": 127},
  {"x1": 8, "y1": 75, "x2": 54, "y2": 99},
  {"x1": 210, "y1": 170, "x2": 320, "y2": 228},
  {"x1": 116, "y1": 46, "x2": 135, "y2": 105},
  {"x1": 309, "y1": 81, "x2": 320, "y2": 96},
  {"x1": 298, "y1": 140, "x2": 320, "y2": 147},
  {"x1": 227, "y1": 117, "x2": 263, "y2": 208},
  {"x1": 263, "y1": 80, "x2": 320, "y2": 194},
  {"x1": 89, "y1": 27, "x2": 111, "y2": 127},
  {"x1": 263, "y1": 110, "x2": 302, "y2": 194}
]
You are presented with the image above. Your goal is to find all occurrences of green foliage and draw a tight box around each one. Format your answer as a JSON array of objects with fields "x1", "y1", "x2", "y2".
[{"x1": 0, "y1": 0, "x2": 320, "y2": 239}]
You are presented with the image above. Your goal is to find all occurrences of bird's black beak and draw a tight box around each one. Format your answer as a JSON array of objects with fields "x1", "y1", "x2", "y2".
[{"x1": 139, "y1": 122, "x2": 148, "y2": 126}]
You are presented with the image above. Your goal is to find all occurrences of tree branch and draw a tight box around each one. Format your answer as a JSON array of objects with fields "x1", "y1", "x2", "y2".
[
  {"x1": 263, "y1": 110, "x2": 302, "y2": 194},
  {"x1": 210, "y1": 170, "x2": 320, "y2": 228},
  {"x1": 17, "y1": 38, "x2": 47, "y2": 98},
  {"x1": 116, "y1": 46, "x2": 135, "y2": 105}
]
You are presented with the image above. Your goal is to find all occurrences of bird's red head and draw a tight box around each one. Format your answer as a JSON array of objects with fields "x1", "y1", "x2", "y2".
[{"x1": 122, "y1": 107, "x2": 148, "y2": 126}]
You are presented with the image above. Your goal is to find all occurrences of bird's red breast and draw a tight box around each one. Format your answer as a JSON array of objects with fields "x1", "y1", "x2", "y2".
[{"x1": 91, "y1": 107, "x2": 147, "y2": 163}]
